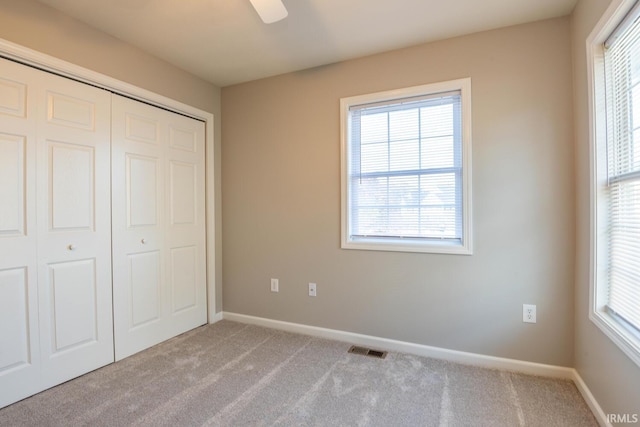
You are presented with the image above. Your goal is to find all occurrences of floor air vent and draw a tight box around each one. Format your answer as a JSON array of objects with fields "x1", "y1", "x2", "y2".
[{"x1": 348, "y1": 345, "x2": 387, "y2": 359}]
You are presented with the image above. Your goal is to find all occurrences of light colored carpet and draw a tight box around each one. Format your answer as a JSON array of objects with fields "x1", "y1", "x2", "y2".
[{"x1": 0, "y1": 320, "x2": 597, "y2": 426}]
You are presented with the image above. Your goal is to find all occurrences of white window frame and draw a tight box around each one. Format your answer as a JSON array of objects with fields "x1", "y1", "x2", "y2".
[
  {"x1": 340, "y1": 78, "x2": 472, "y2": 255},
  {"x1": 587, "y1": 0, "x2": 640, "y2": 368}
]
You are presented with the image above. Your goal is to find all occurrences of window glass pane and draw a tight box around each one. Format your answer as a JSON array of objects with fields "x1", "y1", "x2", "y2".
[
  {"x1": 421, "y1": 104, "x2": 453, "y2": 138},
  {"x1": 389, "y1": 108, "x2": 419, "y2": 142},
  {"x1": 388, "y1": 208, "x2": 419, "y2": 236},
  {"x1": 354, "y1": 177, "x2": 387, "y2": 207},
  {"x1": 633, "y1": 128, "x2": 640, "y2": 172},
  {"x1": 354, "y1": 99, "x2": 460, "y2": 240},
  {"x1": 608, "y1": 179, "x2": 640, "y2": 330},
  {"x1": 420, "y1": 207, "x2": 457, "y2": 238},
  {"x1": 633, "y1": 84, "x2": 640, "y2": 172},
  {"x1": 361, "y1": 113, "x2": 387, "y2": 144},
  {"x1": 355, "y1": 207, "x2": 387, "y2": 235},
  {"x1": 632, "y1": 83, "x2": 640, "y2": 126},
  {"x1": 420, "y1": 174, "x2": 456, "y2": 207},
  {"x1": 360, "y1": 142, "x2": 388, "y2": 173},
  {"x1": 421, "y1": 136, "x2": 454, "y2": 169},
  {"x1": 631, "y1": 42, "x2": 640, "y2": 86},
  {"x1": 388, "y1": 175, "x2": 419, "y2": 206},
  {"x1": 389, "y1": 139, "x2": 419, "y2": 171}
]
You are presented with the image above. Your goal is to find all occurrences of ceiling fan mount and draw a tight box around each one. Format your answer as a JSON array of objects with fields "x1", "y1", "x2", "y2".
[{"x1": 249, "y1": 0, "x2": 288, "y2": 24}]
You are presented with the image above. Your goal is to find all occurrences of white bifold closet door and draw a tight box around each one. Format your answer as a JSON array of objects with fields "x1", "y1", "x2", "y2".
[
  {"x1": 0, "y1": 59, "x2": 41, "y2": 407},
  {"x1": 111, "y1": 94, "x2": 207, "y2": 361},
  {"x1": 0, "y1": 58, "x2": 114, "y2": 407},
  {"x1": 36, "y1": 70, "x2": 114, "y2": 387}
]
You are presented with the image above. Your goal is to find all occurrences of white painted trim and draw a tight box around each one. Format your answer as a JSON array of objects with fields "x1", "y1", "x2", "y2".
[
  {"x1": 0, "y1": 38, "x2": 218, "y2": 323},
  {"x1": 210, "y1": 311, "x2": 224, "y2": 323},
  {"x1": 572, "y1": 370, "x2": 612, "y2": 427},
  {"x1": 205, "y1": 116, "x2": 217, "y2": 324},
  {"x1": 223, "y1": 312, "x2": 573, "y2": 379}
]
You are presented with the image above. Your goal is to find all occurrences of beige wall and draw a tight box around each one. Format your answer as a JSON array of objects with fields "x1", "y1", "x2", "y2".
[
  {"x1": 0, "y1": 0, "x2": 223, "y2": 312},
  {"x1": 571, "y1": 0, "x2": 640, "y2": 419},
  {"x1": 4, "y1": 0, "x2": 639, "y2": 416},
  {"x1": 222, "y1": 18, "x2": 575, "y2": 366}
]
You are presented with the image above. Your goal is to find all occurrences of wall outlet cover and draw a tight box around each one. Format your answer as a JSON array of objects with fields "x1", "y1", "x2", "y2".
[{"x1": 523, "y1": 304, "x2": 536, "y2": 323}]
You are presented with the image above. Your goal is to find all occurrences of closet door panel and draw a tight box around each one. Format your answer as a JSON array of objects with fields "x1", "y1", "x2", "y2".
[
  {"x1": 166, "y1": 116, "x2": 206, "y2": 336},
  {"x1": 47, "y1": 259, "x2": 98, "y2": 351},
  {"x1": 112, "y1": 95, "x2": 205, "y2": 360},
  {"x1": 169, "y1": 161, "x2": 196, "y2": 225},
  {"x1": 47, "y1": 91, "x2": 96, "y2": 131},
  {"x1": 129, "y1": 250, "x2": 162, "y2": 327},
  {"x1": 125, "y1": 153, "x2": 164, "y2": 331},
  {"x1": 0, "y1": 134, "x2": 26, "y2": 235},
  {"x1": 0, "y1": 75, "x2": 27, "y2": 117},
  {"x1": 128, "y1": 154, "x2": 160, "y2": 227},
  {"x1": 170, "y1": 246, "x2": 197, "y2": 313},
  {"x1": 36, "y1": 72, "x2": 113, "y2": 388},
  {"x1": 0, "y1": 60, "x2": 40, "y2": 409},
  {"x1": 49, "y1": 142, "x2": 95, "y2": 230},
  {"x1": 0, "y1": 134, "x2": 32, "y2": 370},
  {"x1": 112, "y1": 95, "x2": 167, "y2": 360},
  {"x1": 0, "y1": 268, "x2": 31, "y2": 372}
]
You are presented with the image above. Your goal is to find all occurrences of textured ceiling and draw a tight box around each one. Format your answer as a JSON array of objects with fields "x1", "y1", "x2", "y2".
[{"x1": 37, "y1": 0, "x2": 579, "y2": 87}]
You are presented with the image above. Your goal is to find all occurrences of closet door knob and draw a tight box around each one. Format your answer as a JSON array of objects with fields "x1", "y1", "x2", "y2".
[
  {"x1": 141, "y1": 238, "x2": 147, "y2": 244},
  {"x1": 68, "y1": 244, "x2": 76, "y2": 251}
]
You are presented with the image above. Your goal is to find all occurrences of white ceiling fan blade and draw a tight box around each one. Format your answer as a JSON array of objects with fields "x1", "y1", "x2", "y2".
[{"x1": 249, "y1": 0, "x2": 288, "y2": 24}]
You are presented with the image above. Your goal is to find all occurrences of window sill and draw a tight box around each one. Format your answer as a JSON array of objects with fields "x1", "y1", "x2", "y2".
[
  {"x1": 342, "y1": 237, "x2": 472, "y2": 255},
  {"x1": 590, "y1": 308, "x2": 640, "y2": 369}
]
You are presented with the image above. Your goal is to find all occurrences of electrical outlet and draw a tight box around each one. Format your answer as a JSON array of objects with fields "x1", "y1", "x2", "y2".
[
  {"x1": 308, "y1": 282, "x2": 316, "y2": 297},
  {"x1": 271, "y1": 278, "x2": 279, "y2": 292},
  {"x1": 523, "y1": 304, "x2": 536, "y2": 323}
]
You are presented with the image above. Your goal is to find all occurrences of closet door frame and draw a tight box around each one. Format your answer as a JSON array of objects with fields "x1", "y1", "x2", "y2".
[{"x1": 0, "y1": 39, "x2": 218, "y2": 324}]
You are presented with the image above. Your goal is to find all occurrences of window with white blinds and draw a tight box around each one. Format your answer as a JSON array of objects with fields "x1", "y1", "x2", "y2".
[
  {"x1": 340, "y1": 79, "x2": 472, "y2": 254},
  {"x1": 603, "y1": 6, "x2": 640, "y2": 338}
]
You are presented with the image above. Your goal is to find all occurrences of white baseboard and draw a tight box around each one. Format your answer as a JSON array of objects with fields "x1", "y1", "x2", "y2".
[
  {"x1": 209, "y1": 311, "x2": 224, "y2": 324},
  {"x1": 571, "y1": 370, "x2": 612, "y2": 427},
  {"x1": 222, "y1": 312, "x2": 573, "y2": 378},
  {"x1": 223, "y1": 312, "x2": 609, "y2": 425}
]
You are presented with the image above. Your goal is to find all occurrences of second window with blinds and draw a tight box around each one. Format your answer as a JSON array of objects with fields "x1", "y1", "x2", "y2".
[
  {"x1": 589, "y1": 0, "x2": 640, "y2": 368},
  {"x1": 340, "y1": 79, "x2": 472, "y2": 254}
]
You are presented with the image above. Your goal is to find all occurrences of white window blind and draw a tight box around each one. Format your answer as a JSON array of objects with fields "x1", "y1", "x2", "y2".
[
  {"x1": 348, "y1": 92, "x2": 462, "y2": 241},
  {"x1": 604, "y1": 12, "x2": 640, "y2": 334}
]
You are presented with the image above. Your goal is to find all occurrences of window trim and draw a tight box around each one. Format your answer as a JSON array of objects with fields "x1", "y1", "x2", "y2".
[
  {"x1": 340, "y1": 78, "x2": 472, "y2": 255},
  {"x1": 587, "y1": 0, "x2": 640, "y2": 368}
]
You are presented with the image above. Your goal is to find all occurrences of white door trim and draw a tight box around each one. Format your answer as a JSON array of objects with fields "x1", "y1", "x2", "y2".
[{"x1": 0, "y1": 38, "x2": 217, "y2": 323}]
